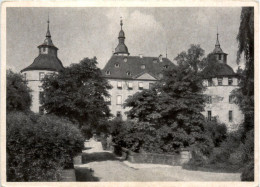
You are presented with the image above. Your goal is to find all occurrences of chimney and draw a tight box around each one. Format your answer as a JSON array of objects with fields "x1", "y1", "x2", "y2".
[
  {"x1": 139, "y1": 54, "x2": 143, "y2": 58},
  {"x1": 159, "y1": 54, "x2": 163, "y2": 62}
]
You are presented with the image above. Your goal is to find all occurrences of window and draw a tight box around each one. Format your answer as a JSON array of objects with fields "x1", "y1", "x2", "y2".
[
  {"x1": 106, "y1": 71, "x2": 111, "y2": 75},
  {"x1": 39, "y1": 91, "x2": 44, "y2": 104},
  {"x1": 208, "y1": 111, "x2": 212, "y2": 121},
  {"x1": 149, "y1": 83, "x2": 154, "y2": 89},
  {"x1": 138, "y1": 82, "x2": 143, "y2": 90},
  {"x1": 218, "y1": 54, "x2": 221, "y2": 60},
  {"x1": 105, "y1": 97, "x2": 111, "y2": 105},
  {"x1": 208, "y1": 79, "x2": 213, "y2": 86},
  {"x1": 153, "y1": 59, "x2": 158, "y2": 63},
  {"x1": 116, "y1": 95, "x2": 122, "y2": 105},
  {"x1": 116, "y1": 111, "x2": 122, "y2": 118},
  {"x1": 23, "y1": 73, "x2": 27, "y2": 81},
  {"x1": 39, "y1": 72, "x2": 45, "y2": 81},
  {"x1": 127, "y1": 82, "x2": 133, "y2": 90},
  {"x1": 207, "y1": 96, "x2": 212, "y2": 104},
  {"x1": 126, "y1": 71, "x2": 131, "y2": 76},
  {"x1": 229, "y1": 95, "x2": 235, "y2": 104},
  {"x1": 43, "y1": 47, "x2": 46, "y2": 52},
  {"x1": 115, "y1": 63, "x2": 120, "y2": 68},
  {"x1": 163, "y1": 65, "x2": 169, "y2": 69},
  {"x1": 123, "y1": 57, "x2": 127, "y2": 62},
  {"x1": 141, "y1": 64, "x2": 146, "y2": 69},
  {"x1": 228, "y1": 78, "x2": 233, "y2": 85},
  {"x1": 229, "y1": 111, "x2": 233, "y2": 122},
  {"x1": 217, "y1": 78, "x2": 223, "y2": 85},
  {"x1": 117, "y1": 81, "x2": 122, "y2": 89},
  {"x1": 39, "y1": 106, "x2": 44, "y2": 115}
]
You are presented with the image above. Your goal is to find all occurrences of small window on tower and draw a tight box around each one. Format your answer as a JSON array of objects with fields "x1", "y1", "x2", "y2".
[
  {"x1": 218, "y1": 54, "x2": 221, "y2": 60},
  {"x1": 115, "y1": 63, "x2": 120, "y2": 68},
  {"x1": 39, "y1": 72, "x2": 45, "y2": 81},
  {"x1": 43, "y1": 48, "x2": 46, "y2": 52},
  {"x1": 228, "y1": 78, "x2": 233, "y2": 85},
  {"x1": 217, "y1": 78, "x2": 223, "y2": 86}
]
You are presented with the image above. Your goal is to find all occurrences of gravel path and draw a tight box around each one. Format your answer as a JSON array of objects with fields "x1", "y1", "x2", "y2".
[{"x1": 78, "y1": 139, "x2": 240, "y2": 181}]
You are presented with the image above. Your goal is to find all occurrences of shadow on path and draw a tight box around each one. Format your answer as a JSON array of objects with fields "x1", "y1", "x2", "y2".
[{"x1": 82, "y1": 152, "x2": 120, "y2": 164}]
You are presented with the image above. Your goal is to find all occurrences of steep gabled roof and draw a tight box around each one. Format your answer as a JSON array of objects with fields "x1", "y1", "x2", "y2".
[{"x1": 102, "y1": 55, "x2": 175, "y2": 80}]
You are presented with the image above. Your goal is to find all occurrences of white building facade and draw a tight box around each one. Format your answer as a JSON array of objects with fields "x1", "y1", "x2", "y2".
[
  {"x1": 21, "y1": 19, "x2": 64, "y2": 113},
  {"x1": 102, "y1": 19, "x2": 175, "y2": 120}
]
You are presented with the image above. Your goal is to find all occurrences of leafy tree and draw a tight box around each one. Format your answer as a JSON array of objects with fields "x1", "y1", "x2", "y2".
[
  {"x1": 41, "y1": 57, "x2": 112, "y2": 131},
  {"x1": 174, "y1": 44, "x2": 206, "y2": 72},
  {"x1": 7, "y1": 69, "x2": 31, "y2": 112},
  {"x1": 124, "y1": 63, "x2": 210, "y2": 153},
  {"x1": 234, "y1": 7, "x2": 254, "y2": 132}
]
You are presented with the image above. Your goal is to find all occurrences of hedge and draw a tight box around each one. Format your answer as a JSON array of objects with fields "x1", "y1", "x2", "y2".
[{"x1": 7, "y1": 112, "x2": 84, "y2": 181}]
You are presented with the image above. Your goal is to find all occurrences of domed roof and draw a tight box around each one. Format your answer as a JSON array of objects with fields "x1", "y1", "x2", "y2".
[
  {"x1": 21, "y1": 54, "x2": 64, "y2": 72},
  {"x1": 114, "y1": 43, "x2": 129, "y2": 55},
  {"x1": 118, "y1": 30, "x2": 125, "y2": 38},
  {"x1": 201, "y1": 62, "x2": 236, "y2": 78}
]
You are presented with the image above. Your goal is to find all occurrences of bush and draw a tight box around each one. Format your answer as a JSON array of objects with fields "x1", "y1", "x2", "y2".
[{"x1": 7, "y1": 112, "x2": 84, "y2": 181}]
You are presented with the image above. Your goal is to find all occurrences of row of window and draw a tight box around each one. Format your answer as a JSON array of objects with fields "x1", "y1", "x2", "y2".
[
  {"x1": 208, "y1": 77, "x2": 233, "y2": 86},
  {"x1": 207, "y1": 110, "x2": 233, "y2": 122},
  {"x1": 206, "y1": 95, "x2": 235, "y2": 104},
  {"x1": 116, "y1": 82, "x2": 154, "y2": 90}
]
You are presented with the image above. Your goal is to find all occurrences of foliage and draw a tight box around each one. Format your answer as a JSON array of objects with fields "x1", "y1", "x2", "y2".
[
  {"x1": 124, "y1": 61, "x2": 209, "y2": 153},
  {"x1": 41, "y1": 57, "x2": 112, "y2": 132},
  {"x1": 7, "y1": 112, "x2": 84, "y2": 181},
  {"x1": 204, "y1": 121, "x2": 227, "y2": 147},
  {"x1": 174, "y1": 44, "x2": 206, "y2": 73},
  {"x1": 7, "y1": 69, "x2": 32, "y2": 112}
]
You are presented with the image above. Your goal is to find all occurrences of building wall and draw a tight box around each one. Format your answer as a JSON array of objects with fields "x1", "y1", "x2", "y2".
[
  {"x1": 107, "y1": 78, "x2": 157, "y2": 120},
  {"x1": 22, "y1": 70, "x2": 55, "y2": 113},
  {"x1": 202, "y1": 76, "x2": 244, "y2": 131}
]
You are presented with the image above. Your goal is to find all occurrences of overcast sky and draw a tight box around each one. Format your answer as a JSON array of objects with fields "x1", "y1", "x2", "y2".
[{"x1": 6, "y1": 7, "x2": 243, "y2": 72}]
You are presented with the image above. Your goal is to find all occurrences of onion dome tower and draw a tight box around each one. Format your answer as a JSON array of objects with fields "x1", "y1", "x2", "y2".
[
  {"x1": 212, "y1": 32, "x2": 228, "y2": 64},
  {"x1": 114, "y1": 18, "x2": 130, "y2": 56},
  {"x1": 20, "y1": 17, "x2": 64, "y2": 114},
  {"x1": 21, "y1": 18, "x2": 64, "y2": 72}
]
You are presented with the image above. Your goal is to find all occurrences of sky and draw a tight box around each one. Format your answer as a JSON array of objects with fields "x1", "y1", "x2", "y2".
[{"x1": 6, "y1": 7, "x2": 243, "y2": 72}]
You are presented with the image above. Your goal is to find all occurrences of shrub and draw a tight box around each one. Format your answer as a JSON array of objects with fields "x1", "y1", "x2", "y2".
[{"x1": 7, "y1": 112, "x2": 84, "y2": 181}]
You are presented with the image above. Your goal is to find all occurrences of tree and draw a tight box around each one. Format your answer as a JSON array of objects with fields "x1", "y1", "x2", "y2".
[
  {"x1": 124, "y1": 63, "x2": 210, "y2": 153},
  {"x1": 174, "y1": 44, "x2": 206, "y2": 73},
  {"x1": 7, "y1": 70, "x2": 31, "y2": 112},
  {"x1": 41, "y1": 57, "x2": 112, "y2": 131},
  {"x1": 234, "y1": 7, "x2": 254, "y2": 132}
]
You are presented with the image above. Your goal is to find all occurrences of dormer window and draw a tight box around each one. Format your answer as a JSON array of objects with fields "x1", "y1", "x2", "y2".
[
  {"x1": 163, "y1": 65, "x2": 169, "y2": 69},
  {"x1": 126, "y1": 71, "x2": 131, "y2": 76},
  {"x1": 124, "y1": 57, "x2": 127, "y2": 62},
  {"x1": 115, "y1": 63, "x2": 120, "y2": 68},
  {"x1": 106, "y1": 71, "x2": 111, "y2": 75},
  {"x1": 141, "y1": 64, "x2": 145, "y2": 69}
]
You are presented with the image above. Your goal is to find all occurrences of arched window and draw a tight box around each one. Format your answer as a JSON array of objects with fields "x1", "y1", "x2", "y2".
[{"x1": 115, "y1": 63, "x2": 120, "y2": 68}]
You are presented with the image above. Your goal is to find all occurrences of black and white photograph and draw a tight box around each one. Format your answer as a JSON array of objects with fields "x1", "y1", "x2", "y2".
[{"x1": 1, "y1": 1, "x2": 258, "y2": 186}]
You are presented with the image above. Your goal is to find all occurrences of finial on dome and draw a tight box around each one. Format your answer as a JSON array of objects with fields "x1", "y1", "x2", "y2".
[
  {"x1": 120, "y1": 17, "x2": 123, "y2": 30},
  {"x1": 46, "y1": 13, "x2": 51, "y2": 38},
  {"x1": 215, "y1": 27, "x2": 220, "y2": 47}
]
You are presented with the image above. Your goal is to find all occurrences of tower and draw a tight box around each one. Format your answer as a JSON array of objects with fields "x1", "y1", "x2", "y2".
[
  {"x1": 212, "y1": 32, "x2": 228, "y2": 64},
  {"x1": 114, "y1": 18, "x2": 130, "y2": 56},
  {"x1": 21, "y1": 18, "x2": 64, "y2": 113}
]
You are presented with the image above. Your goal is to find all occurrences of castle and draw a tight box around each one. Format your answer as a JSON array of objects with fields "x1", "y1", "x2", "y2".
[{"x1": 21, "y1": 19, "x2": 243, "y2": 131}]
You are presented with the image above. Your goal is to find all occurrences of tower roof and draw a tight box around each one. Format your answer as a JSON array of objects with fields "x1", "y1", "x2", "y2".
[
  {"x1": 21, "y1": 18, "x2": 64, "y2": 73},
  {"x1": 114, "y1": 18, "x2": 129, "y2": 55},
  {"x1": 213, "y1": 32, "x2": 225, "y2": 54}
]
